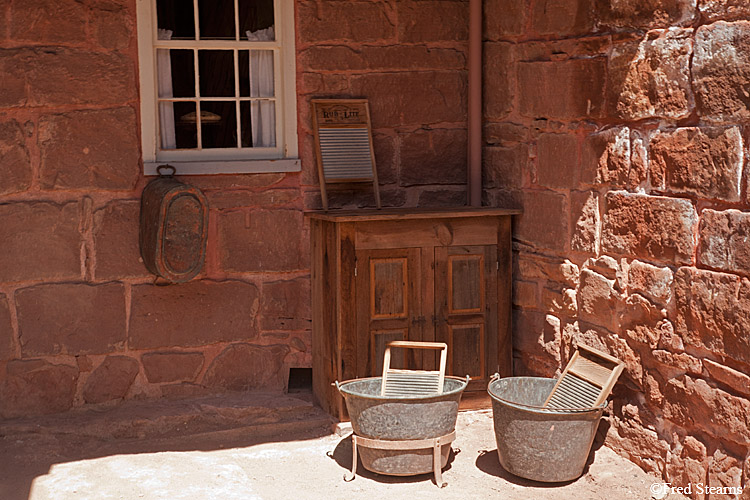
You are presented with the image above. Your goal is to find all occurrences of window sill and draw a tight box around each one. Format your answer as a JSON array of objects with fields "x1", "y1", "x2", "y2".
[{"x1": 144, "y1": 158, "x2": 301, "y2": 176}]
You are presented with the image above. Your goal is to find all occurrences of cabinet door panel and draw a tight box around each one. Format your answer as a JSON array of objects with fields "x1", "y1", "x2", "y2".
[
  {"x1": 436, "y1": 245, "x2": 497, "y2": 391},
  {"x1": 356, "y1": 248, "x2": 422, "y2": 377}
]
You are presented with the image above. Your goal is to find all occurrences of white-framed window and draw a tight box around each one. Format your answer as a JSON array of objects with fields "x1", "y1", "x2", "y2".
[{"x1": 136, "y1": 0, "x2": 299, "y2": 175}]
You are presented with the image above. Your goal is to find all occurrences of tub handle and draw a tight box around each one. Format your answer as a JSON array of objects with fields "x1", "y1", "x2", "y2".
[
  {"x1": 489, "y1": 373, "x2": 500, "y2": 384},
  {"x1": 333, "y1": 380, "x2": 341, "y2": 393}
]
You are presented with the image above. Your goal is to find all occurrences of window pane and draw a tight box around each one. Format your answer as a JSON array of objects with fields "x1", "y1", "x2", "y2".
[
  {"x1": 238, "y1": 50, "x2": 250, "y2": 97},
  {"x1": 199, "y1": 0, "x2": 235, "y2": 39},
  {"x1": 167, "y1": 101, "x2": 198, "y2": 149},
  {"x1": 249, "y1": 50, "x2": 274, "y2": 97},
  {"x1": 242, "y1": 100, "x2": 276, "y2": 147},
  {"x1": 240, "y1": 0, "x2": 274, "y2": 40},
  {"x1": 198, "y1": 50, "x2": 235, "y2": 97},
  {"x1": 157, "y1": 49, "x2": 195, "y2": 98},
  {"x1": 157, "y1": 0, "x2": 195, "y2": 40},
  {"x1": 201, "y1": 101, "x2": 237, "y2": 149}
]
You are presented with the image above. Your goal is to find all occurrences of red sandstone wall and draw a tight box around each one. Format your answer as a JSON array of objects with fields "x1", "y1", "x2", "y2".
[
  {"x1": 0, "y1": 0, "x2": 470, "y2": 419},
  {"x1": 484, "y1": 0, "x2": 750, "y2": 496}
]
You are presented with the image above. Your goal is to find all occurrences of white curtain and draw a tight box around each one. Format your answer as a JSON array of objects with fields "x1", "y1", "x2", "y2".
[
  {"x1": 157, "y1": 29, "x2": 176, "y2": 150},
  {"x1": 246, "y1": 26, "x2": 275, "y2": 147}
]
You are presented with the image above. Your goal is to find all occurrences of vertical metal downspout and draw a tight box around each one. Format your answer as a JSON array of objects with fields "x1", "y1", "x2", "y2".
[{"x1": 468, "y1": 0, "x2": 482, "y2": 207}]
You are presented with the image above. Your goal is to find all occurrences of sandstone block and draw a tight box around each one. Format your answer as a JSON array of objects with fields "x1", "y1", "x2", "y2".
[
  {"x1": 594, "y1": 0, "x2": 696, "y2": 30},
  {"x1": 621, "y1": 295, "x2": 666, "y2": 348},
  {"x1": 628, "y1": 260, "x2": 673, "y2": 305},
  {"x1": 602, "y1": 192, "x2": 697, "y2": 265},
  {"x1": 708, "y1": 449, "x2": 744, "y2": 499},
  {"x1": 652, "y1": 349, "x2": 703, "y2": 377},
  {"x1": 130, "y1": 280, "x2": 259, "y2": 349},
  {"x1": 518, "y1": 58, "x2": 606, "y2": 119},
  {"x1": 515, "y1": 190, "x2": 568, "y2": 252},
  {"x1": 417, "y1": 189, "x2": 468, "y2": 207},
  {"x1": 82, "y1": 356, "x2": 139, "y2": 404},
  {"x1": 372, "y1": 133, "x2": 397, "y2": 185},
  {"x1": 205, "y1": 189, "x2": 301, "y2": 210},
  {"x1": 0, "y1": 360, "x2": 78, "y2": 418},
  {"x1": 629, "y1": 132, "x2": 649, "y2": 189},
  {"x1": 536, "y1": 133, "x2": 579, "y2": 189},
  {"x1": 0, "y1": 118, "x2": 32, "y2": 195},
  {"x1": 18, "y1": 48, "x2": 136, "y2": 106},
  {"x1": 260, "y1": 278, "x2": 312, "y2": 331},
  {"x1": 608, "y1": 28, "x2": 693, "y2": 120},
  {"x1": 578, "y1": 269, "x2": 619, "y2": 331},
  {"x1": 16, "y1": 283, "x2": 127, "y2": 356},
  {"x1": 485, "y1": 0, "x2": 528, "y2": 38},
  {"x1": 649, "y1": 127, "x2": 743, "y2": 201},
  {"x1": 299, "y1": 72, "x2": 349, "y2": 96},
  {"x1": 581, "y1": 127, "x2": 631, "y2": 187},
  {"x1": 0, "y1": 202, "x2": 81, "y2": 282},
  {"x1": 542, "y1": 287, "x2": 578, "y2": 317},
  {"x1": 350, "y1": 72, "x2": 466, "y2": 129},
  {"x1": 299, "y1": 46, "x2": 465, "y2": 72},
  {"x1": 398, "y1": 1, "x2": 468, "y2": 42},
  {"x1": 10, "y1": 0, "x2": 88, "y2": 44},
  {"x1": 699, "y1": 209, "x2": 750, "y2": 275},
  {"x1": 142, "y1": 351, "x2": 205, "y2": 384},
  {"x1": 703, "y1": 359, "x2": 750, "y2": 398},
  {"x1": 0, "y1": 293, "x2": 13, "y2": 361},
  {"x1": 0, "y1": 50, "x2": 27, "y2": 107},
  {"x1": 39, "y1": 107, "x2": 140, "y2": 190},
  {"x1": 484, "y1": 122, "x2": 529, "y2": 147},
  {"x1": 517, "y1": 254, "x2": 580, "y2": 287},
  {"x1": 297, "y1": 1, "x2": 395, "y2": 42},
  {"x1": 675, "y1": 267, "x2": 750, "y2": 366},
  {"x1": 400, "y1": 129, "x2": 467, "y2": 186},
  {"x1": 532, "y1": 0, "x2": 594, "y2": 35},
  {"x1": 571, "y1": 191, "x2": 600, "y2": 254},
  {"x1": 512, "y1": 310, "x2": 562, "y2": 365},
  {"x1": 513, "y1": 280, "x2": 538, "y2": 309},
  {"x1": 694, "y1": 21, "x2": 750, "y2": 122},
  {"x1": 91, "y1": 3, "x2": 134, "y2": 51},
  {"x1": 202, "y1": 343, "x2": 289, "y2": 392},
  {"x1": 667, "y1": 435, "x2": 708, "y2": 495},
  {"x1": 700, "y1": 0, "x2": 750, "y2": 22},
  {"x1": 93, "y1": 200, "x2": 150, "y2": 280},
  {"x1": 219, "y1": 210, "x2": 302, "y2": 272},
  {"x1": 484, "y1": 42, "x2": 514, "y2": 120},
  {"x1": 483, "y1": 144, "x2": 527, "y2": 189}
]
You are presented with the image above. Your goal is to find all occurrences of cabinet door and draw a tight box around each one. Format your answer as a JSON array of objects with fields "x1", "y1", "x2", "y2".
[
  {"x1": 435, "y1": 245, "x2": 497, "y2": 391},
  {"x1": 355, "y1": 248, "x2": 423, "y2": 378}
]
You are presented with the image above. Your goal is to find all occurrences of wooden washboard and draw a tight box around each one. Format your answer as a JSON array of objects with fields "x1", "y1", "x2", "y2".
[
  {"x1": 381, "y1": 341, "x2": 447, "y2": 397},
  {"x1": 543, "y1": 343, "x2": 625, "y2": 410},
  {"x1": 311, "y1": 99, "x2": 381, "y2": 211}
]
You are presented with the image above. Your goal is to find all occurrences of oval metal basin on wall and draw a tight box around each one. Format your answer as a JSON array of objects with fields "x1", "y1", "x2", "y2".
[{"x1": 139, "y1": 167, "x2": 208, "y2": 283}]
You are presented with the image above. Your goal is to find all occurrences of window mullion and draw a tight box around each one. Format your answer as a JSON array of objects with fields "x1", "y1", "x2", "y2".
[
  {"x1": 194, "y1": 48, "x2": 202, "y2": 150},
  {"x1": 234, "y1": 49, "x2": 241, "y2": 149}
]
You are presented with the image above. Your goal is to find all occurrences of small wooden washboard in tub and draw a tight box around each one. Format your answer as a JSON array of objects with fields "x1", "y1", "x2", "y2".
[
  {"x1": 381, "y1": 341, "x2": 447, "y2": 397},
  {"x1": 543, "y1": 344, "x2": 625, "y2": 410}
]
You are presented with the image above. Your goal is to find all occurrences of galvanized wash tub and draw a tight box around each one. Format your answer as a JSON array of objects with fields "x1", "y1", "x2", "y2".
[
  {"x1": 488, "y1": 376, "x2": 606, "y2": 482},
  {"x1": 337, "y1": 376, "x2": 468, "y2": 476}
]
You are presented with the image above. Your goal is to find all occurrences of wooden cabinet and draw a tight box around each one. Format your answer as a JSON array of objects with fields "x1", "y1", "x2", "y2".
[{"x1": 307, "y1": 208, "x2": 520, "y2": 419}]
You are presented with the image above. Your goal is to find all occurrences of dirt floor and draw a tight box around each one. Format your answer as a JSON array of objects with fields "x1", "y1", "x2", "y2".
[{"x1": 0, "y1": 393, "x2": 686, "y2": 500}]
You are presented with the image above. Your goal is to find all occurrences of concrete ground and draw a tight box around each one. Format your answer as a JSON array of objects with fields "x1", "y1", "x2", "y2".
[{"x1": 0, "y1": 392, "x2": 685, "y2": 500}]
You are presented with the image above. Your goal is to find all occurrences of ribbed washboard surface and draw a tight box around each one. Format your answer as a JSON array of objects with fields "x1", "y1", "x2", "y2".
[
  {"x1": 383, "y1": 370, "x2": 442, "y2": 397},
  {"x1": 542, "y1": 344, "x2": 625, "y2": 411},
  {"x1": 318, "y1": 128, "x2": 373, "y2": 180},
  {"x1": 380, "y1": 341, "x2": 448, "y2": 398},
  {"x1": 545, "y1": 373, "x2": 601, "y2": 410}
]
